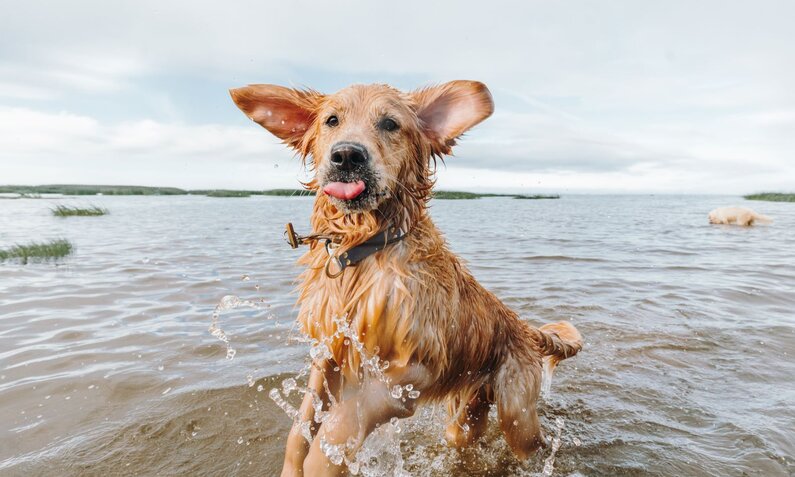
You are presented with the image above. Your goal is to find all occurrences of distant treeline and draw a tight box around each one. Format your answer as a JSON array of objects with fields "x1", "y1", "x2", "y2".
[
  {"x1": 433, "y1": 191, "x2": 559, "y2": 200},
  {"x1": 0, "y1": 185, "x2": 559, "y2": 200},
  {"x1": 744, "y1": 193, "x2": 795, "y2": 203},
  {"x1": 0, "y1": 185, "x2": 313, "y2": 197}
]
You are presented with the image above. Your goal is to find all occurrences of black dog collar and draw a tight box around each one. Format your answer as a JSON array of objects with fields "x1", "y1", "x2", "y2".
[{"x1": 284, "y1": 223, "x2": 407, "y2": 278}]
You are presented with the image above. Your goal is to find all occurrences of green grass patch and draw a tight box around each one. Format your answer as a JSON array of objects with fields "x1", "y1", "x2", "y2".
[
  {"x1": 0, "y1": 239, "x2": 73, "y2": 264},
  {"x1": 204, "y1": 190, "x2": 251, "y2": 198},
  {"x1": 513, "y1": 194, "x2": 560, "y2": 200},
  {"x1": 0, "y1": 184, "x2": 187, "y2": 195},
  {"x1": 52, "y1": 205, "x2": 108, "y2": 217},
  {"x1": 433, "y1": 191, "x2": 484, "y2": 200},
  {"x1": 744, "y1": 193, "x2": 795, "y2": 202}
]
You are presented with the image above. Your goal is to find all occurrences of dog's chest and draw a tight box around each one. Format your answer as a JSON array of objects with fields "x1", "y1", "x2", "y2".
[{"x1": 297, "y1": 248, "x2": 422, "y2": 363}]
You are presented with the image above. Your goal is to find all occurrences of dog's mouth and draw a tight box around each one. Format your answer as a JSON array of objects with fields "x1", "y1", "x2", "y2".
[
  {"x1": 322, "y1": 180, "x2": 366, "y2": 201},
  {"x1": 320, "y1": 170, "x2": 385, "y2": 212}
]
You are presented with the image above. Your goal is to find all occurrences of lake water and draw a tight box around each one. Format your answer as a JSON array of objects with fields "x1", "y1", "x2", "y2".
[{"x1": 0, "y1": 195, "x2": 793, "y2": 476}]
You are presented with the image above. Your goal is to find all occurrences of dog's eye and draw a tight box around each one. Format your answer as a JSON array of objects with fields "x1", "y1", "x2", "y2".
[
  {"x1": 325, "y1": 115, "x2": 339, "y2": 127},
  {"x1": 378, "y1": 117, "x2": 399, "y2": 132}
]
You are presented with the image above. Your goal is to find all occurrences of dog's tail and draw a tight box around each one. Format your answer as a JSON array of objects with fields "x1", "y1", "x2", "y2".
[{"x1": 535, "y1": 321, "x2": 583, "y2": 394}]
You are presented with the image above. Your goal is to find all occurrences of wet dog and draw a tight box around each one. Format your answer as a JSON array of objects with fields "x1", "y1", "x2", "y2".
[
  {"x1": 231, "y1": 81, "x2": 583, "y2": 476},
  {"x1": 708, "y1": 206, "x2": 772, "y2": 226}
]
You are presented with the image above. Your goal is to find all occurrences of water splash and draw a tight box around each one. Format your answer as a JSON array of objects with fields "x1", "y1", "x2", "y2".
[
  {"x1": 269, "y1": 314, "x2": 420, "y2": 474},
  {"x1": 207, "y1": 294, "x2": 260, "y2": 360},
  {"x1": 540, "y1": 356, "x2": 554, "y2": 397},
  {"x1": 353, "y1": 421, "x2": 411, "y2": 477},
  {"x1": 540, "y1": 417, "x2": 565, "y2": 477}
]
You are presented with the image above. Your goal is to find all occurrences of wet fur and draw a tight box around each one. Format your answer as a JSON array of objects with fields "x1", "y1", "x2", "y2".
[
  {"x1": 708, "y1": 206, "x2": 772, "y2": 226},
  {"x1": 230, "y1": 81, "x2": 583, "y2": 476}
]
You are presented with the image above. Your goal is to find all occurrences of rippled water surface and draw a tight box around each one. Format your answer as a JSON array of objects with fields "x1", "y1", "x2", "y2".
[{"x1": 1, "y1": 195, "x2": 793, "y2": 476}]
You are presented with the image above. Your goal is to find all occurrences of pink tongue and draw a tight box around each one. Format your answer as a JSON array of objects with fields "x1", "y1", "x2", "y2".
[{"x1": 323, "y1": 180, "x2": 366, "y2": 200}]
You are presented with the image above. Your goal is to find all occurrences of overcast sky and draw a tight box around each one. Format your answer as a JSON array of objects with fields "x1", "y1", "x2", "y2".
[{"x1": 1, "y1": 0, "x2": 793, "y2": 193}]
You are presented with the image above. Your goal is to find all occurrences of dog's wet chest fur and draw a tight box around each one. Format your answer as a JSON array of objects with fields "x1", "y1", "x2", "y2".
[{"x1": 294, "y1": 218, "x2": 525, "y2": 394}]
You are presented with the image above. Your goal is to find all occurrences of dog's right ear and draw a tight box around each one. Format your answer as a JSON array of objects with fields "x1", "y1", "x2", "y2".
[{"x1": 229, "y1": 85, "x2": 322, "y2": 151}]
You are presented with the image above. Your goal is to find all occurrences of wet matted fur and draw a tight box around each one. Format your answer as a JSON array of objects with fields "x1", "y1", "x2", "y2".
[{"x1": 231, "y1": 80, "x2": 583, "y2": 476}]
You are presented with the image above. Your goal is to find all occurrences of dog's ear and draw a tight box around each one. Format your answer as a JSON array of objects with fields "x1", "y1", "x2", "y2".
[
  {"x1": 229, "y1": 84, "x2": 322, "y2": 152},
  {"x1": 413, "y1": 80, "x2": 494, "y2": 155}
]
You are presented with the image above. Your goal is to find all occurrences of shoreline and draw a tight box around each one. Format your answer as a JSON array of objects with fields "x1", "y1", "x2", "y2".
[{"x1": 0, "y1": 185, "x2": 559, "y2": 200}]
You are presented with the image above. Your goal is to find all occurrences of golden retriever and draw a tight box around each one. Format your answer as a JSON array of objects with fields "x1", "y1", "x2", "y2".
[
  {"x1": 708, "y1": 206, "x2": 772, "y2": 226},
  {"x1": 230, "y1": 81, "x2": 583, "y2": 476}
]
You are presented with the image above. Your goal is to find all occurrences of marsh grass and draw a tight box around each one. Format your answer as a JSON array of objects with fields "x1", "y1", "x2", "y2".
[
  {"x1": 433, "y1": 191, "x2": 483, "y2": 199},
  {"x1": 0, "y1": 185, "x2": 185, "y2": 195},
  {"x1": 0, "y1": 239, "x2": 73, "y2": 264},
  {"x1": 205, "y1": 190, "x2": 251, "y2": 198},
  {"x1": 513, "y1": 194, "x2": 560, "y2": 200},
  {"x1": 744, "y1": 193, "x2": 795, "y2": 202},
  {"x1": 52, "y1": 205, "x2": 108, "y2": 217}
]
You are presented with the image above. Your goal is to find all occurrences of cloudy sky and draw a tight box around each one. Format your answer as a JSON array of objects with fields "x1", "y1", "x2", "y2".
[{"x1": 1, "y1": 0, "x2": 793, "y2": 193}]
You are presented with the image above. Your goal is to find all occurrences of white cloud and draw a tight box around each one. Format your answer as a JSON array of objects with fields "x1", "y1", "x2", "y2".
[
  {"x1": 0, "y1": 107, "x2": 307, "y2": 189},
  {"x1": 1, "y1": 0, "x2": 794, "y2": 192}
]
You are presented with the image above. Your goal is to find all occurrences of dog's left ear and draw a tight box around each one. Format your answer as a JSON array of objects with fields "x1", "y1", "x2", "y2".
[
  {"x1": 229, "y1": 84, "x2": 322, "y2": 153},
  {"x1": 413, "y1": 80, "x2": 494, "y2": 155}
]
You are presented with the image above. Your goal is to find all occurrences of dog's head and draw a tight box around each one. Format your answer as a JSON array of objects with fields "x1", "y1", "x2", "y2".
[{"x1": 230, "y1": 81, "x2": 493, "y2": 217}]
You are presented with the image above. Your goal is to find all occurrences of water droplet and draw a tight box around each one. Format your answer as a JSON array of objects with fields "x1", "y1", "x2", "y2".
[
  {"x1": 157, "y1": 365, "x2": 164, "y2": 371},
  {"x1": 408, "y1": 390, "x2": 420, "y2": 399},
  {"x1": 512, "y1": 419, "x2": 519, "y2": 426},
  {"x1": 237, "y1": 437, "x2": 244, "y2": 444},
  {"x1": 282, "y1": 378, "x2": 297, "y2": 396},
  {"x1": 390, "y1": 385, "x2": 403, "y2": 399},
  {"x1": 246, "y1": 375, "x2": 255, "y2": 387},
  {"x1": 162, "y1": 387, "x2": 172, "y2": 395},
  {"x1": 257, "y1": 384, "x2": 264, "y2": 392}
]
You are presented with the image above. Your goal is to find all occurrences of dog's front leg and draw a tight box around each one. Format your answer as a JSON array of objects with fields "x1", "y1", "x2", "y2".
[
  {"x1": 302, "y1": 366, "x2": 429, "y2": 476},
  {"x1": 281, "y1": 360, "x2": 339, "y2": 477}
]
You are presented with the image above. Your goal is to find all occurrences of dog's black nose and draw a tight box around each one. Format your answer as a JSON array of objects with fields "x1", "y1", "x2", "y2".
[{"x1": 329, "y1": 142, "x2": 368, "y2": 171}]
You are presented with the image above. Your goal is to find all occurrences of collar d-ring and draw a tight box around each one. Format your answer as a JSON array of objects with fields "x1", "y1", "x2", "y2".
[{"x1": 324, "y1": 246, "x2": 345, "y2": 279}]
